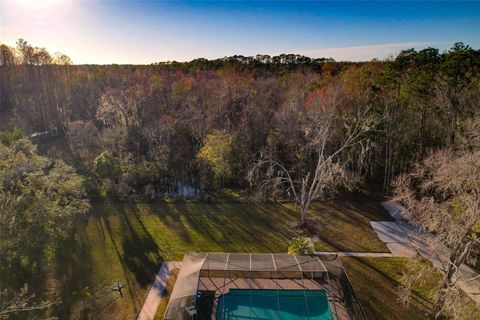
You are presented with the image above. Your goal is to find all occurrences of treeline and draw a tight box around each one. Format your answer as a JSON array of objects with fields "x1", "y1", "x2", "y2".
[
  {"x1": 153, "y1": 54, "x2": 349, "y2": 74},
  {"x1": 1, "y1": 39, "x2": 479, "y2": 198}
]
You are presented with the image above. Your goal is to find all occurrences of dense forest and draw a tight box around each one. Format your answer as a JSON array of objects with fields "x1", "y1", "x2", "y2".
[
  {"x1": 1, "y1": 40, "x2": 479, "y2": 197},
  {"x1": 1, "y1": 39, "x2": 480, "y2": 319}
]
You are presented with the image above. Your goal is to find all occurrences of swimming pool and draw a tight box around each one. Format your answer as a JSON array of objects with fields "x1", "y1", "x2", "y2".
[{"x1": 215, "y1": 289, "x2": 334, "y2": 320}]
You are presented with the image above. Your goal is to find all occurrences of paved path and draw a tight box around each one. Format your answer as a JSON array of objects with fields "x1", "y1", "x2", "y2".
[
  {"x1": 315, "y1": 251, "x2": 394, "y2": 257},
  {"x1": 314, "y1": 218, "x2": 418, "y2": 258},
  {"x1": 137, "y1": 261, "x2": 182, "y2": 320},
  {"x1": 370, "y1": 221, "x2": 418, "y2": 257},
  {"x1": 370, "y1": 221, "x2": 410, "y2": 243},
  {"x1": 381, "y1": 201, "x2": 480, "y2": 304}
]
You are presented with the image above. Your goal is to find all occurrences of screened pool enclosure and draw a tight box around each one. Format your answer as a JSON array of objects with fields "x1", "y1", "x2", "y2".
[{"x1": 163, "y1": 252, "x2": 366, "y2": 320}]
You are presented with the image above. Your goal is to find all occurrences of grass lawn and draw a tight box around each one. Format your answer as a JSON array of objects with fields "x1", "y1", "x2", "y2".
[
  {"x1": 341, "y1": 257, "x2": 437, "y2": 320},
  {"x1": 301, "y1": 194, "x2": 392, "y2": 252},
  {"x1": 341, "y1": 257, "x2": 480, "y2": 320},
  {"x1": 38, "y1": 194, "x2": 423, "y2": 319},
  {"x1": 56, "y1": 200, "x2": 297, "y2": 319}
]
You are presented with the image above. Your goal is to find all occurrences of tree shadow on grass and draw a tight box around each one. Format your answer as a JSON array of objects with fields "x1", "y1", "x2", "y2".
[
  {"x1": 39, "y1": 202, "x2": 166, "y2": 319},
  {"x1": 99, "y1": 207, "x2": 144, "y2": 315},
  {"x1": 308, "y1": 196, "x2": 392, "y2": 252},
  {"x1": 334, "y1": 193, "x2": 393, "y2": 221},
  {"x1": 341, "y1": 257, "x2": 434, "y2": 320},
  {"x1": 140, "y1": 199, "x2": 296, "y2": 255},
  {"x1": 165, "y1": 200, "x2": 295, "y2": 252},
  {"x1": 52, "y1": 217, "x2": 95, "y2": 318},
  {"x1": 113, "y1": 203, "x2": 164, "y2": 287}
]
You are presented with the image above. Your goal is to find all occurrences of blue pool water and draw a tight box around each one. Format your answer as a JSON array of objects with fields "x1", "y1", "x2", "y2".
[{"x1": 216, "y1": 289, "x2": 334, "y2": 320}]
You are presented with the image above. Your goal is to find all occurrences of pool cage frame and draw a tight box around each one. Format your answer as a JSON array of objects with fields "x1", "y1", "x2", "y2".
[{"x1": 163, "y1": 252, "x2": 367, "y2": 320}]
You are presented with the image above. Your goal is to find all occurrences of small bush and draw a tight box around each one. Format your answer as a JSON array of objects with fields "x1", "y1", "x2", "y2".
[{"x1": 288, "y1": 236, "x2": 313, "y2": 254}]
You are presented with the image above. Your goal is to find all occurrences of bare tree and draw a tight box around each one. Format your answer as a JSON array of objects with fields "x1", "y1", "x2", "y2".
[
  {"x1": 457, "y1": 113, "x2": 480, "y2": 151},
  {"x1": 394, "y1": 147, "x2": 480, "y2": 319},
  {"x1": 70, "y1": 281, "x2": 120, "y2": 320},
  {"x1": 0, "y1": 285, "x2": 58, "y2": 319},
  {"x1": 96, "y1": 87, "x2": 142, "y2": 130},
  {"x1": 249, "y1": 86, "x2": 378, "y2": 226}
]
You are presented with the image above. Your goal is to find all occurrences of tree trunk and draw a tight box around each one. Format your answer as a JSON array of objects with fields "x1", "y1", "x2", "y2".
[
  {"x1": 300, "y1": 206, "x2": 307, "y2": 226},
  {"x1": 433, "y1": 239, "x2": 472, "y2": 319},
  {"x1": 449, "y1": 107, "x2": 457, "y2": 146},
  {"x1": 299, "y1": 198, "x2": 311, "y2": 226}
]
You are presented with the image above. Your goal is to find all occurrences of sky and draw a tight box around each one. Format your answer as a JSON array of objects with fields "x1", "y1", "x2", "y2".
[{"x1": 1, "y1": 1, "x2": 479, "y2": 64}]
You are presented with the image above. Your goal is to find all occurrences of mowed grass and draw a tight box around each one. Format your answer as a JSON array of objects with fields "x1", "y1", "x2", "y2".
[
  {"x1": 67, "y1": 200, "x2": 296, "y2": 319},
  {"x1": 295, "y1": 194, "x2": 391, "y2": 252},
  {"x1": 50, "y1": 195, "x2": 403, "y2": 319},
  {"x1": 341, "y1": 257, "x2": 437, "y2": 320},
  {"x1": 341, "y1": 257, "x2": 480, "y2": 320}
]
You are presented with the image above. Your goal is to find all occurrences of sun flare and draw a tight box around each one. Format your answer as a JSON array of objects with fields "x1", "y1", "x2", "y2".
[{"x1": 10, "y1": 0, "x2": 60, "y2": 10}]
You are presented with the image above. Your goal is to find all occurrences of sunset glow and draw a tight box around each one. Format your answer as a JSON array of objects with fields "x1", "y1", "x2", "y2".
[
  {"x1": 1, "y1": 1, "x2": 479, "y2": 64},
  {"x1": 1, "y1": 2, "x2": 480, "y2": 320},
  {"x1": 10, "y1": 0, "x2": 61, "y2": 9}
]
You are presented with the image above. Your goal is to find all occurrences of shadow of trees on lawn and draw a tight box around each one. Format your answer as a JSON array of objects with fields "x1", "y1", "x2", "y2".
[
  {"x1": 145, "y1": 200, "x2": 296, "y2": 254},
  {"x1": 58, "y1": 202, "x2": 167, "y2": 319},
  {"x1": 105, "y1": 202, "x2": 164, "y2": 287},
  {"x1": 308, "y1": 195, "x2": 392, "y2": 253},
  {"x1": 342, "y1": 257, "x2": 434, "y2": 320},
  {"x1": 52, "y1": 225, "x2": 93, "y2": 318},
  {"x1": 20, "y1": 193, "x2": 417, "y2": 320}
]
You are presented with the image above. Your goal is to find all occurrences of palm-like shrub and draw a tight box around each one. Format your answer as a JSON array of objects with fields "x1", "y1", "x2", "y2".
[{"x1": 287, "y1": 236, "x2": 313, "y2": 254}]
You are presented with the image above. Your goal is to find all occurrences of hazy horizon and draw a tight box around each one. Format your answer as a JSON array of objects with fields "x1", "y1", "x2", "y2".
[{"x1": 1, "y1": 1, "x2": 479, "y2": 64}]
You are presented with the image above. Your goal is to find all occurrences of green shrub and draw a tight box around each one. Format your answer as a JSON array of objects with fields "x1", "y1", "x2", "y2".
[{"x1": 287, "y1": 236, "x2": 313, "y2": 254}]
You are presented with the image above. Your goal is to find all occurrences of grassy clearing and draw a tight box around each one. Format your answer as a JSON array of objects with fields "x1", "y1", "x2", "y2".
[
  {"x1": 41, "y1": 194, "x2": 403, "y2": 319},
  {"x1": 341, "y1": 257, "x2": 480, "y2": 320},
  {"x1": 58, "y1": 200, "x2": 296, "y2": 319},
  {"x1": 341, "y1": 257, "x2": 437, "y2": 320},
  {"x1": 305, "y1": 195, "x2": 392, "y2": 252}
]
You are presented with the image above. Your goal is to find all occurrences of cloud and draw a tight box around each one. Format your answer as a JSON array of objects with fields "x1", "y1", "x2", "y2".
[{"x1": 298, "y1": 41, "x2": 447, "y2": 61}]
